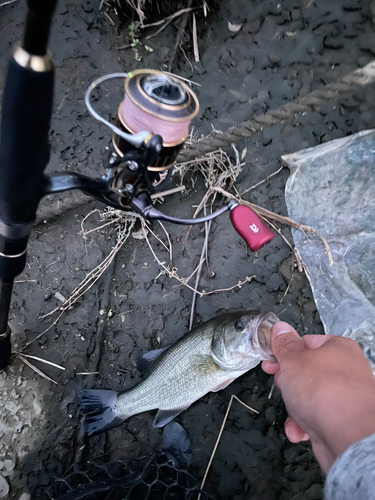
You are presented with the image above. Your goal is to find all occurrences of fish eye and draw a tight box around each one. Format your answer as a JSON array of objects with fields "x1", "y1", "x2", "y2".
[{"x1": 235, "y1": 317, "x2": 246, "y2": 331}]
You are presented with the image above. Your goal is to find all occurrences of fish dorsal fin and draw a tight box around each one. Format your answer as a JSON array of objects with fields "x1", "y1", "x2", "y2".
[
  {"x1": 137, "y1": 346, "x2": 169, "y2": 375},
  {"x1": 210, "y1": 378, "x2": 235, "y2": 392},
  {"x1": 153, "y1": 406, "x2": 190, "y2": 428}
]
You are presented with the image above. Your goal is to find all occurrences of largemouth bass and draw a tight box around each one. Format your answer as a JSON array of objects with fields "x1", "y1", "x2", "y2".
[{"x1": 78, "y1": 310, "x2": 279, "y2": 435}]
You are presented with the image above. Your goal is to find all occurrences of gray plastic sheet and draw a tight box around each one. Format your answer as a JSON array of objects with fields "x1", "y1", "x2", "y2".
[{"x1": 282, "y1": 130, "x2": 375, "y2": 373}]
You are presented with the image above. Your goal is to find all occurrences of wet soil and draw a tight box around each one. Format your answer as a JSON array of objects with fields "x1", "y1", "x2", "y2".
[{"x1": 0, "y1": 0, "x2": 375, "y2": 499}]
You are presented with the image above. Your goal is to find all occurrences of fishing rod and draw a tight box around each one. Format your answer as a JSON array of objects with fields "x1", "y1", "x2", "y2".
[{"x1": 0, "y1": 0, "x2": 275, "y2": 371}]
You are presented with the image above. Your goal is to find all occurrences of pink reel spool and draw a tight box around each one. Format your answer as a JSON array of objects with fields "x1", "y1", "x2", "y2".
[
  {"x1": 119, "y1": 69, "x2": 199, "y2": 147},
  {"x1": 121, "y1": 94, "x2": 190, "y2": 145}
]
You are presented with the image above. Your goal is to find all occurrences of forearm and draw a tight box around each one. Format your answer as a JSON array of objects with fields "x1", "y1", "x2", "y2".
[
  {"x1": 324, "y1": 432, "x2": 375, "y2": 500},
  {"x1": 313, "y1": 383, "x2": 375, "y2": 465}
]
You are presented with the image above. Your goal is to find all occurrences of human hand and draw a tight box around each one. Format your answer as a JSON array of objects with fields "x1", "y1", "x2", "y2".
[{"x1": 262, "y1": 322, "x2": 375, "y2": 473}]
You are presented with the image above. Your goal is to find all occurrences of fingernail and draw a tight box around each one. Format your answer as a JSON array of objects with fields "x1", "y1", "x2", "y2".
[{"x1": 272, "y1": 321, "x2": 292, "y2": 337}]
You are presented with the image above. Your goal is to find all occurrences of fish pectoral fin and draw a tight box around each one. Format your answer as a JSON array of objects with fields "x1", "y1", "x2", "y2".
[
  {"x1": 192, "y1": 354, "x2": 221, "y2": 375},
  {"x1": 153, "y1": 406, "x2": 189, "y2": 428},
  {"x1": 137, "y1": 346, "x2": 170, "y2": 375},
  {"x1": 210, "y1": 378, "x2": 236, "y2": 392}
]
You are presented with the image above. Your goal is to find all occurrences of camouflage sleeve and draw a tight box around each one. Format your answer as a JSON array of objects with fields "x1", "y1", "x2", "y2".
[{"x1": 324, "y1": 432, "x2": 375, "y2": 500}]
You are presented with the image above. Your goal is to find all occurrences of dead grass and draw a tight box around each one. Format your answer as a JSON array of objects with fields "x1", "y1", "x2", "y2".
[{"x1": 35, "y1": 148, "x2": 331, "y2": 340}]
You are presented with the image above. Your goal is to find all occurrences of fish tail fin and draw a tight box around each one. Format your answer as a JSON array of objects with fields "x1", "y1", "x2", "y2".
[{"x1": 77, "y1": 389, "x2": 126, "y2": 435}]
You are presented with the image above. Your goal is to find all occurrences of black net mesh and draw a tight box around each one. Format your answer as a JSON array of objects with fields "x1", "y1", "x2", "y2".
[{"x1": 39, "y1": 452, "x2": 215, "y2": 500}]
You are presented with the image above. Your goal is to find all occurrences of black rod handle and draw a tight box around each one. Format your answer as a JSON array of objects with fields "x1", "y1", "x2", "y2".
[
  {"x1": 0, "y1": 0, "x2": 56, "y2": 283},
  {"x1": 24, "y1": 0, "x2": 57, "y2": 56},
  {"x1": 0, "y1": 50, "x2": 54, "y2": 225},
  {"x1": 0, "y1": 0, "x2": 57, "y2": 370},
  {"x1": 0, "y1": 0, "x2": 57, "y2": 225}
]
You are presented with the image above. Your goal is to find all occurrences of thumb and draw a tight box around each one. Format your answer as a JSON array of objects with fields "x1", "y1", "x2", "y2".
[{"x1": 271, "y1": 321, "x2": 305, "y2": 365}]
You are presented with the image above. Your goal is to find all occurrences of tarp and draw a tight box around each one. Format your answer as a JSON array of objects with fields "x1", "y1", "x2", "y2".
[{"x1": 283, "y1": 130, "x2": 375, "y2": 373}]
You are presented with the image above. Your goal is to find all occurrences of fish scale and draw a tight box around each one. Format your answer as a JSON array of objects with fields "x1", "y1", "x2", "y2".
[
  {"x1": 78, "y1": 310, "x2": 278, "y2": 434},
  {"x1": 116, "y1": 323, "x2": 235, "y2": 416}
]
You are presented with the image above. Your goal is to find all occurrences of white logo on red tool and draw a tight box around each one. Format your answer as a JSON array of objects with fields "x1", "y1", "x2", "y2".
[{"x1": 249, "y1": 224, "x2": 259, "y2": 233}]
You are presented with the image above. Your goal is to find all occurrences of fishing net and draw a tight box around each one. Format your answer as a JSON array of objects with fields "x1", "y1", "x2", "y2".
[{"x1": 39, "y1": 452, "x2": 215, "y2": 500}]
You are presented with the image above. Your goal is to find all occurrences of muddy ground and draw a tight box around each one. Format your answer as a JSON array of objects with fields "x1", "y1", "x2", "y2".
[{"x1": 0, "y1": 0, "x2": 375, "y2": 499}]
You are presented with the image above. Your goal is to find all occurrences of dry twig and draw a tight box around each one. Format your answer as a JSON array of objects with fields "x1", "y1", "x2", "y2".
[
  {"x1": 13, "y1": 351, "x2": 65, "y2": 370},
  {"x1": 174, "y1": 149, "x2": 243, "y2": 253},
  {"x1": 120, "y1": 0, "x2": 146, "y2": 24},
  {"x1": 17, "y1": 354, "x2": 58, "y2": 384},
  {"x1": 143, "y1": 6, "x2": 196, "y2": 29},
  {"x1": 167, "y1": 0, "x2": 193, "y2": 71},
  {"x1": 189, "y1": 209, "x2": 212, "y2": 330},
  {"x1": 268, "y1": 383, "x2": 275, "y2": 399},
  {"x1": 198, "y1": 394, "x2": 259, "y2": 499},
  {"x1": 76, "y1": 371, "x2": 100, "y2": 375},
  {"x1": 37, "y1": 211, "x2": 138, "y2": 337},
  {"x1": 264, "y1": 218, "x2": 293, "y2": 250},
  {"x1": 213, "y1": 186, "x2": 333, "y2": 266},
  {"x1": 175, "y1": 149, "x2": 332, "y2": 265},
  {"x1": 293, "y1": 248, "x2": 304, "y2": 273},
  {"x1": 151, "y1": 185, "x2": 186, "y2": 200},
  {"x1": 192, "y1": 13, "x2": 199, "y2": 62},
  {"x1": 240, "y1": 164, "x2": 284, "y2": 196},
  {"x1": 143, "y1": 219, "x2": 254, "y2": 297},
  {"x1": 0, "y1": 0, "x2": 18, "y2": 6},
  {"x1": 162, "y1": 71, "x2": 201, "y2": 87},
  {"x1": 280, "y1": 271, "x2": 294, "y2": 303}
]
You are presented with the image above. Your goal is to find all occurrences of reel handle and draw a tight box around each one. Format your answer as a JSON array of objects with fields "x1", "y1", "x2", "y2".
[
  {"x1": 229, "y1": 204, "x2": 275, "y2": 252},
  {"x1": 131, "y1": 193, "x2": 275, "y2": 252}
]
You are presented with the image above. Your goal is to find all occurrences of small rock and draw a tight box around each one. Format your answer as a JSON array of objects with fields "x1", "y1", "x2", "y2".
[
  {"x1": 266, "y1": 273, "x2": 285, "y2": 292},
  {"x1": 43, "y1": 244, "x2": 55, "y2": 254},
  {"x1": 257, "y1": 90, "x2": 270, "y2": 101},
  {"x1": 303, "y1": 301, "x2": 317, "y2": 313},
  {"x1": 358, "y1": 56, "x2": 371, "y2": 67},
  {"x1": 18, "y1": 494, "x2": 31, "y2": 500},
  {"x1": 228, "y1": 89, "x2": 241, "y2": 100},
  {"x1": 291, "y1": 8, "x2": 301, "y2": 21},
  {"x1": 38, "y1": 335, "x2": 48, "y2": 346},
  {"x1": 228, "y1": 21, "x2": 243, "y2": 33},
  {"x1": 268, "y1": 52, "x2": 281, "y2": 65},
  {"x1": 55, "y1": 292, "x2": 66, "y2": 303},
  {"x1": 245, "y1": 429, "x2": 265, "y2": 451},
  {"x1": 265, "y1": 405, "x2": 276, "y2": 424},
  {"x1": 2, "y1": 457, "x2": 16, "y2": 473},
  {"x1": 306, "y1": 483, "x2": 323, "y2": 499},
  {"x1": 284, "y1": 446, "x2": 298, "y2": 464},
  {"x1": 0, "y1": 475, "x2": 9, "y2": 498},
  {"x1": 268, "y1": 2, "x2": 282, "y2": 15}
]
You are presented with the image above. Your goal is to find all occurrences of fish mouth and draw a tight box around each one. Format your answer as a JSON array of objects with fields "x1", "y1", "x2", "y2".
[{"x1": 256, "y1": 312, "x2": 280, "y2": 358}]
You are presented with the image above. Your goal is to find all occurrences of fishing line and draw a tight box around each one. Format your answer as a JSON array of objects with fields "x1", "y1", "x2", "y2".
[
  {"x1": 120, "y1": 95, "x2": 190, "y2": 144},
  {"x1": 84, "y1": 72, "x2": 151, "y2": 147},
  {"x1": 85, "y1": 71, "x2": 198, "y2": 148}
]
